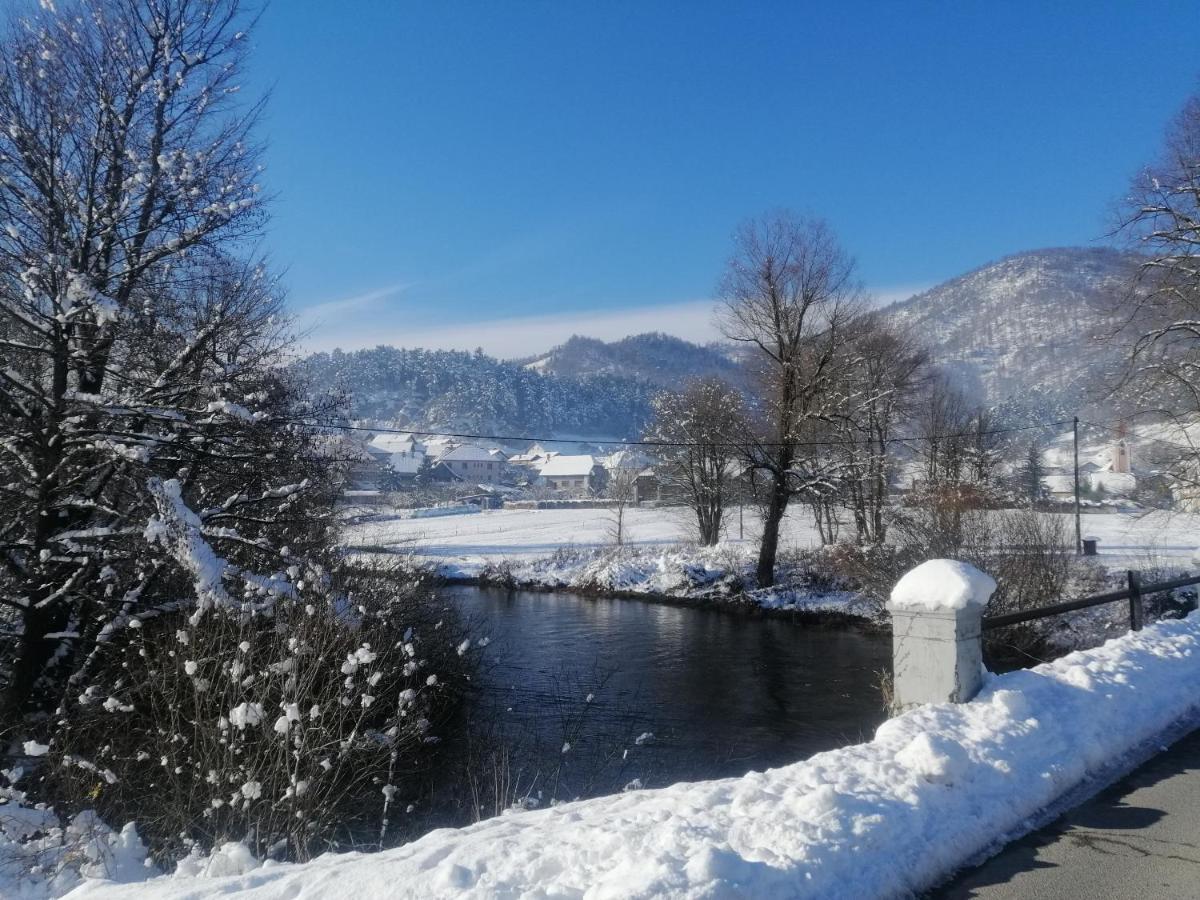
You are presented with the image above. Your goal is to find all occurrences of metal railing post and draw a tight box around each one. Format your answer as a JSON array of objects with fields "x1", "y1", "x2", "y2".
[{"x1": 1128, "y1": 570, "x2": 1143, "y2": 632}]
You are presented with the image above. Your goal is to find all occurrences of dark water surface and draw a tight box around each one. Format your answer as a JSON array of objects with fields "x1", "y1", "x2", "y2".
[{"x1": 443, "y1": 585, "x2": 891, "y2": 798}]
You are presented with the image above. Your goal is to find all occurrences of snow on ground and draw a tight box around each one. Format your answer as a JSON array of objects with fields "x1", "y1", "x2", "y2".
[
  {"x1": 476, "y1": 543, "x2": 882, "y2": 619},
  {"x1": 1069, "y1": 509, "x2": 1199, "y2": 570},
  {"x1": 340, "y1": 505, "x2": 1200, "y2": 623},
  {"x1": 342, "y1": 505, "x2": 791, "y2": 575},
  {"x1": 343, "y1": 505, "x2": 1198, "y2": 577},
  {"x1": 69, "y1": 610, "x2": 1200, "y2": 900},
  {"x1": 343, "y1": 506, "x2": 1199, "y2": 627}
]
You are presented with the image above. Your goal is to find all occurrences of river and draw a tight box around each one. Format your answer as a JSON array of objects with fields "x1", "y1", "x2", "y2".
[{"x1": 442, "y1": 585, "x2": 891, "y2": 804}]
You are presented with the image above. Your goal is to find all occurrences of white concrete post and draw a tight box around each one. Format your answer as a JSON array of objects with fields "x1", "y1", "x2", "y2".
[{"x1": 887, "y1": 559, "x2": 996, "y2": 712}]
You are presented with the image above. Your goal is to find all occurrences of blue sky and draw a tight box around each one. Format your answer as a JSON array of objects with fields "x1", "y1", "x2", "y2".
[{"x1": 247, "y1": 2, "x2": 1200, "y2": 356}]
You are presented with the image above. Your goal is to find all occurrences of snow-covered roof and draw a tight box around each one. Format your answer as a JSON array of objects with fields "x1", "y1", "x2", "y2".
[
  {"x1": 437, "y1": 444, "x2": 497, "y2": 463},
  {"x1": 602, "y1": 449, "x2": 651, "y2": 470},
  {"x1": 508, "y1": 453, "x2": 543, "y2": 464},
  {"x1": 386, "y1": 453, "x2": 424, "y2": 475},
  {"x1": 539, "y1": 454, "x2": 597, "y2": 478},
  {"x1": 367, "y1": 433, "x2": 418, "y2": 455}
]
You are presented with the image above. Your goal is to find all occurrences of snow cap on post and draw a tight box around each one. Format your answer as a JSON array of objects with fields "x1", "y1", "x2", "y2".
[
  {"x1": 887, "y1": 559, "x2": 995, "y2": 710},
  {"x1": 890, "y1": 559, "x2": 996, "y2": 613}
]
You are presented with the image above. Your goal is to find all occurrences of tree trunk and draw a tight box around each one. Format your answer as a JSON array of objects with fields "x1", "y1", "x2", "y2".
[
  {"x1": 7, "y1": 604, "x2": 70, "y2": 719},
  {"x1": 700, "y1": 500, "x2": 723, "y2": 546},
  {"x1": 756, "y1": 481, "x2": 789, "y2": 587}
]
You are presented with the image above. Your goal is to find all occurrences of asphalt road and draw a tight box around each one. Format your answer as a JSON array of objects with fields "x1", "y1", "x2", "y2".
[{"x1": 932, "y1": 727, "x2": 1200, "y2": 899}]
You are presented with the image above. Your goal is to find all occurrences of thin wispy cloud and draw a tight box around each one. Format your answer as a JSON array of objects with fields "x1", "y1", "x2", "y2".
[
  {"x1": 299, "y1": 299, "x2": 718, "y2": 359},
  {"x1": 294, "y1": 283, "x2": 409, "y2": 332},
  {"x1": 296, "y1": 283, "x2": 928, "y2": 359}
]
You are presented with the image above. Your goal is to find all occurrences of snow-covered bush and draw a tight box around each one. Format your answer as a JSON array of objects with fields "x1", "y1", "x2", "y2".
[
  {"x1": 0, "y1": 0, "x2": 338, "y2": 721},
  {"x1": 826, "y1": 507, "x2": 1112, "y2": 660},
  {"x1": 35, "y1": 560, "x2": 471, "y2": 865},
  {"x1": 0, "y1": 780, "x2": 153, "y2": 898}
]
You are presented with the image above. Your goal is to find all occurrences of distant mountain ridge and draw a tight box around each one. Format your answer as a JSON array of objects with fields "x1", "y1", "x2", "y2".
[
  {"x1": 884, "y1": 246, "x2": 1139, "y2": 419},
  {"x1": 295, "y1": 247, "x2": 1140, "y2": 437},
  {"x1": 515, "y1": 332, "x2": 738, "y2": 388}
]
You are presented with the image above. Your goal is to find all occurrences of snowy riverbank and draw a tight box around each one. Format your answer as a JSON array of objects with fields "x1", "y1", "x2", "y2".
[
  {"x1": 66, "y1": 610, "x2": 1200, "y2": 899},
  {"x1": 341, "y1": 505, "x2": 1200, "y2": 626},
  {"x1": 473, "y1": 543, "x2": 883, "y2": 620}
]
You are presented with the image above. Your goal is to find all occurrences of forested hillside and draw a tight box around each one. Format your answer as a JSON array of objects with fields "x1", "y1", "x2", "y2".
[
  {"x1": 517, "y1": 332, "x2": 738, "y2": 387},
  {"x1": 293, "y1": 346, "x2": 654, "y2": 437},
  {"x1": 884, "y1": 247, "x2": 1140, "y2": 420}
]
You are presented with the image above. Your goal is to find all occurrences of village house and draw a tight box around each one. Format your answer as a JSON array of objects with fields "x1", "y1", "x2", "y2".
[
  {"x1": 635, "y1": 468, "x2": 660, "y2": 503},
  {"x1": 364, "y1": 433, "x2": 427, "y2": 483},
  {"x1": 436, "y1": 443, "x2": 506, "y2": 480},
  {"x1": 600, "y1": 448, "x2": 654, "y2": 473},
  {"x1": 538, "y1": 454, "x2": 606, "y2": 494},
  {"x1": 1040, "y1": 437, "x2": 1138, "y2": 500},
  {"x1": 509, "y1": 443, "x2": 558, "y2": 469}
]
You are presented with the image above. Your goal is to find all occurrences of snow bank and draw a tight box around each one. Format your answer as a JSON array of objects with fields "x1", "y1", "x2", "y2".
[
  {"x1": 479, "y1": 544, "x2": 879, "y2": 619},
  {"x1": 0, "y1": 802, "x2": 151, "y2": 900},
  {"x1": 890, "y1": 559, "x2": 996, "y2": 612},
  {"x1": 69, "y1": 611, "x2": 1200, "y2": 900}
]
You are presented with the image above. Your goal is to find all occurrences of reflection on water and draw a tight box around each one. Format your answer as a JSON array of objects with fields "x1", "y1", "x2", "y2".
[{"x1": 444, "y1": 585, "x2": 891, "y2": 797}]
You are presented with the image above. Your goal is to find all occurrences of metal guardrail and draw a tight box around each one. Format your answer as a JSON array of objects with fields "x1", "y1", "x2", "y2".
[{"x1": 982, "y1": 572, "x2": 1200, "y2": 632}]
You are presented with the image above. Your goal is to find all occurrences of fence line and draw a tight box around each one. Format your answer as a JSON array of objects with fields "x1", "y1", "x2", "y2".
[{"x1": 982, "y1": 572, "x2": 1200, "y2": 632}]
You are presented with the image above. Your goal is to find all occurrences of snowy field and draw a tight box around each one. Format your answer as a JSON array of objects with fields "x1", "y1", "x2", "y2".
[
  {"x1": 342, "y1": 505, "x2": 779, "y2": 575},
  {"x1": 68, "y1": 610, "x2": 1200, "y2": 899},
  {"x1": 343, "y1": 505, "x2": 1199, "y2": 577}
]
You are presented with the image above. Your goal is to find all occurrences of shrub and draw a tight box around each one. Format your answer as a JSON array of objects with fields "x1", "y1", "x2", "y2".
[
  {"x1": 34, "y1": 560, "x2": 473, "y2": 865},
  {"x1": 825, "y1": 505, "x2": 1103, "y2": 665}
]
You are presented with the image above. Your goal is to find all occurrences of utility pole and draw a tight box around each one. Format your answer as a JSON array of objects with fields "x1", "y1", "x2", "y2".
[{"x1": 1080, "y1": 417, "x2": 1089, "y2": 556}]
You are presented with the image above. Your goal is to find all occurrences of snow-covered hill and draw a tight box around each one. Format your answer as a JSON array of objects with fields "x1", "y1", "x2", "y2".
[
  {"x1": 515, "y1": 332, "x2": 738, "y2": 388},
  {"x1": 292, "y1": 346, "x2": 657, "y2": 439},
  {"x1": 294, "y1": 248, "x2": 1143, "y2": 436},
  {"x1": 885, "y1": 247, "x2": 1140, "y2": 418},
  {"x1": 515, "y1": 250, "x2": 1142, "y2": 419},
  {"x1": 293, "y1": 336, "x2": 738, "y2": 439}
]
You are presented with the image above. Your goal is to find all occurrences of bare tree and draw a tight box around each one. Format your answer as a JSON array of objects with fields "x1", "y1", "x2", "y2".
[
  {"x1": 831, "y1": 318, "x2": 929, "y2": 544},
  {"x1": 603, "y1": 464, "x2": 639, "y2": 546},
  {"x1": 917, "y1": 378, "x2": 1002, "y2": 491},
  {"x1": 1113, "y1": 90, "x2": 1200, "y2": 500},
  {"x1": 908, "y1": 376, "x2": 1005, "y2": 550},
  {"x1": 718, "y1": 212, "x2": 863, "y2": 586},
  {"x1": 646, "y1": 378, "x2": 745, "y2": 546}
]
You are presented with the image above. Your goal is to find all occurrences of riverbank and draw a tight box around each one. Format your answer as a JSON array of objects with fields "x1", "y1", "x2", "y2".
[
  {"x1": 465, "y1": 543, "x2": 884, "y2": 625},
  {"x1": 342, "y1": 505, "x2": 1200, "y2": 650},
  {"x1": 69, "y1": 609, "x2": 1200, "y2": 899}
]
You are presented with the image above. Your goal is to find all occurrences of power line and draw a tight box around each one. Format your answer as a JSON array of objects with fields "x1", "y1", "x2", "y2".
[{"x1": 278, "y1": 416, "x2": 1076, "y2": 451}]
